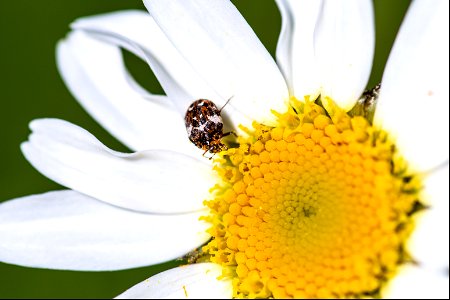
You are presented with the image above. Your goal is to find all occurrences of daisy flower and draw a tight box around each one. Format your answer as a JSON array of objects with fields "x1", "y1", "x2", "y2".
[{"x1": 0, "y1": 0, "x2": 448, "y2": 298}]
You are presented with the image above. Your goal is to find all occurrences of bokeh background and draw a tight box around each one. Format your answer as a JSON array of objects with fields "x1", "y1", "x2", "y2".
[{"x1": 0, "y1": 0, "x2": 411, "y2": 298}]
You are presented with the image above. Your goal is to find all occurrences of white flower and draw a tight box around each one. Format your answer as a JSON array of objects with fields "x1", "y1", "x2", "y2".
[{"x1": 0, "y1": 0, "x2": 448, "y2": 298}]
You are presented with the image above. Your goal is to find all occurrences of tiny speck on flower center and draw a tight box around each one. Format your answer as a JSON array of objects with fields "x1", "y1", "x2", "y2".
[{"x1": 201, "y1": 96, "x2": 423, "y2": 299}]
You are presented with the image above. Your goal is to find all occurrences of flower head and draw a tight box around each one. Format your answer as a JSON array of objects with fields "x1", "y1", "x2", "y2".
[{"x1": 0, "y1": 0, "x2": 448, "y2": 298}]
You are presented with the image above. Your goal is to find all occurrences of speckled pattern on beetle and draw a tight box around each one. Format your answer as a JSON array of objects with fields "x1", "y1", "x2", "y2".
[{"x1": 184, "y1": 99, "x2": 228, "y2": 154}]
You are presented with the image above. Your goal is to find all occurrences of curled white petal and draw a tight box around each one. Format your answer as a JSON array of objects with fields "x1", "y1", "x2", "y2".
[
  {"x1": 58, "y1": 30, "x2": 198, "y2": 154},
  {"x1": 70, "y1": 10, "x2": 222, "y2": 118},
  {"x1": 0, "y1": 191, "x2": 210, "y2": 271},
  {"x1": 275, "y1": 0, "x2": 322, "y2": 99},
  {"x1": 314, "y1": 0, "x2": 375, "y2": 110},
  {"x1": 21, "y1": 118, "x2": 214, "y2": 213},
  {"x1": 116, "y1": 263, "x2": 232, "y2": 299},
  {"x1": 374, "y1": 0, "x2": 449, "y2": 171},
  {"x1": 143, "y1": 0, "x2": 289, "y2": 128}
]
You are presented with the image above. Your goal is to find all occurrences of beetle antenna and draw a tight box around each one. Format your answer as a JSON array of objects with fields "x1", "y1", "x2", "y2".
[{"x1": 219, "y1": 95, "x2": 234, "y2": 112}]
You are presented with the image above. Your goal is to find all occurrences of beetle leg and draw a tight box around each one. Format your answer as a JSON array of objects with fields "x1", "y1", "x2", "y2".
[{"x1": 223, "y1": 131, "x2": 237, "y2": 137}]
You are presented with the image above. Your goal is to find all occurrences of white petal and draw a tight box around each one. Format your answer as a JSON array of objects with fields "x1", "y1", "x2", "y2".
[
  {"x1": 21, "y1": 119, "x2": 215, "y2": 214},
  {"x1": 408, "y1": 163, "x2": 449, "y2": 271},
  {"x1": 58, "y1": 29, "x2": 200, "y2": 155},
  {"x1": 71, "y1": 10, "x2": 223, "y2": 118},
  {"x1": 143, "y1": 0, "x2": 289, "y2": 128},
  {"x1": 116, "y1": 263, "x2": 232, "y2": 299},
  {"x1": 314, "y1": 0, "x2": 375, "y2": 110},
  {"x1": 385, "y1": 265, "x2": 449, "y2": 299},
  {"x1": 275, "y1": 0, "x2": 323, "y2": 99},
  {"x1": 0, "y1": 191, "x2": 210, "y2": 271},
  {"x1": 374, "y1": 0, "x2": 449, "y2": 171}
]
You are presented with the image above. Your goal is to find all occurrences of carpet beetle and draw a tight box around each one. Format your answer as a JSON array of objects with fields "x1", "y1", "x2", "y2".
[{"x1": 185, "y1": 97, "x2": 233, "y2": 156}]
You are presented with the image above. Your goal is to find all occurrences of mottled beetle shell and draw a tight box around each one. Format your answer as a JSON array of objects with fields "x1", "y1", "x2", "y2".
[{"x1": 185, "y1": 99, "x2": 227, "y2": 153}]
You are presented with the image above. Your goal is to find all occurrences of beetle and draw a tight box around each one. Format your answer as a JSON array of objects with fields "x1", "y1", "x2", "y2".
[{"x1": 184, "y1": 97, "x2": 234, "y2": 156}]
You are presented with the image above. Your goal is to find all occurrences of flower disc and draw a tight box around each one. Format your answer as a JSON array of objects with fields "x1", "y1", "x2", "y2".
[{"x1": 203, "y1": 97, "x2": 423, "y2": 298}]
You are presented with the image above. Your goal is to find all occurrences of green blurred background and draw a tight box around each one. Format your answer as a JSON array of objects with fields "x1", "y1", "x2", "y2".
[{"x1": 0, "y1": 0, "x2": 410, "y2": 298}]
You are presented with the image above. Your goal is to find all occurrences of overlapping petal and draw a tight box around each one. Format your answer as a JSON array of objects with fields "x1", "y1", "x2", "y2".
[
  {"x1": 116, "y1": 263, "x2": 232, "y2": 299},
  {"x1": 70, "y1": 10, "x2": 223, "y2": 118},
  {"x1": 58, "y1": 29, "x2": 198, "y2": 154},
  {"x1": 275, "y1": 0, "x2": 374, "y2": 110},
  {"x1": 314, "y1": 0, "x2": 375, "y2": 110},
  {"x1": 374, "y1": 0, "x2": 449, "y2": 171},
  {"x1": 275, "y1": 0, "x2": 322, "y2": 98},
  {"x1": 143, "y1": 0, "x2": 289, "y2": 128},
  {"x1": 21, "y1": 118, "x2": 215, "y2": 213},
  {"x1": 0, "y1": 190, "x2": 210, "y2": 271}
]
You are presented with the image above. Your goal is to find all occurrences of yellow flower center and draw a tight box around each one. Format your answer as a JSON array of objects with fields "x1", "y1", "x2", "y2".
[{"x1": 202, "y1": 97, "x2": 423, "y2": 299}]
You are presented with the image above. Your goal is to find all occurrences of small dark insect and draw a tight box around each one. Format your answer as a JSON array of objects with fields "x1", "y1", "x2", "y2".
[
  {"x1": 182, "y1": 248, "x2": 203, "y2": 264},
  {"x1": 185, "y1": 97, "x2": 234, "y2": 156},
  {"x1": 348, "y1": 83, "x2": 381, "y2": 124}
]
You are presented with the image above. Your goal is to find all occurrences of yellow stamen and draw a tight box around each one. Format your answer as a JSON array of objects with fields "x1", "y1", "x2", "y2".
[{"x1": 202, "y1": 97, "x2": 423, "y2": 299}]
